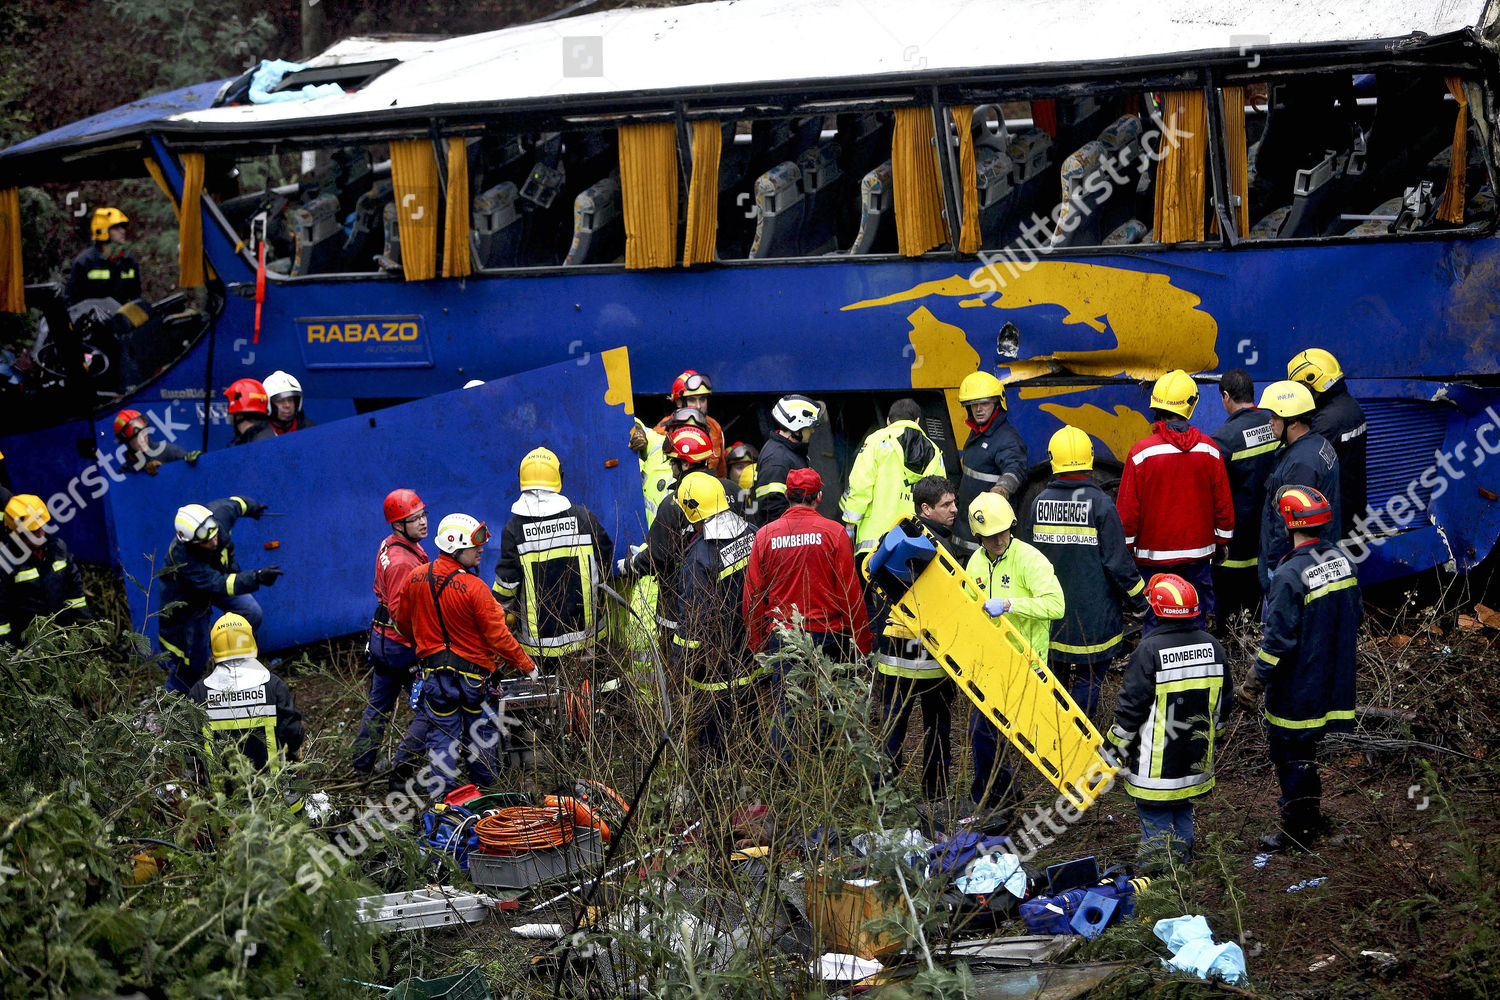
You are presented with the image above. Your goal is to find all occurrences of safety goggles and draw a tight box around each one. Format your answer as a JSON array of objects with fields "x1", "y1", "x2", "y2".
[
  {"x1": 121, "y1": 417, "x2": 149, "y2": 439},
  {"x1": 470, "y1": 522, "x2": 490, "y2": 547},
  {"x1": 192, "y1": 518, "x2": 219, "y2": 543},
  {"x1": 680, "y1": 373, "x2": 711, "y2": 394}
]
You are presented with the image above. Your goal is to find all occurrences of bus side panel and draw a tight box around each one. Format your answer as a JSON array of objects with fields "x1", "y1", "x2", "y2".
[
  {"x1": 0, "y1": 417, "x2": 113, "y2": 564},
  {"x1": 105, "y1": 350, "x2": 640, "y2": 653}
]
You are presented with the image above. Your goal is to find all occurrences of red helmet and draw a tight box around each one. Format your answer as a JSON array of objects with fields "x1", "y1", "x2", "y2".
[
  {"x1": 1276, "y1": 485, "x2": 1333, "y2": 530},
  {"x1": 669, "y1": 369, "x2": 712, "y2": 401},
  {"x1": 113, "y1": 408, "x2": 148, "y2": 442},
  {"x1": 1146, "y1": 573, "x2": 1200, "y2": 619},
  {"x1": 726, "y1": 441, "x2": 758, "y2": 465},
  {"x1": 384, "y1": 488, "x2": 425, "y2": 524},
  {"x1": 666, "y1": 425, "x2": 715, "y2": 465},
  {"x1": 224, "y1": 378, "x2": 269, "y2": 416}
]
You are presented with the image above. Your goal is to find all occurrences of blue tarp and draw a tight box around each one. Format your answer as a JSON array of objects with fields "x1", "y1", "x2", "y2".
[{"x1": 107, "y1": 350, "x2": 640, "y2": 653}]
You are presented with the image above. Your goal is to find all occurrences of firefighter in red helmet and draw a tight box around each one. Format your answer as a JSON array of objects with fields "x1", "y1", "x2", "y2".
[
  {"x1": 652, "y1": 370, "x2": 726, "y2": 476},
  {"x1": 114, "y1": 408, "x2": 197, "y2": 474},
  {"x1": 225, "y1": 379, "x2": 276, "y2": 446}
]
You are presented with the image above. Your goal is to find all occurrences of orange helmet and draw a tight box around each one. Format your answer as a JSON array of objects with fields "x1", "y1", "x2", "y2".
[
  {"x1": 113, "y1": 408, "x2": 148, "y2": 442},
  {"x1": 1146, "y1": 572, "x2": 1200, "y2": 619},
  {"x1": 1276, "y1": 485, "x2": 1333, "y2": 530},
  {"x1": 670, "y1": 369, "x2": 712, "y2": 401},
  {"x1": 224, "y1": 378, "x2": 269, "y2": 416},
  {"x1": 666, "y1": 425, "x2": 714, "y2": 465}
]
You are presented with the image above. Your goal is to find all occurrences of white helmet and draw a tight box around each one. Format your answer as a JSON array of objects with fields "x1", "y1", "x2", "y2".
[
  {"x1": 435, "y1": 512, "x2": 489, "y2": 553},
  {"x1": 264, "y1": 370, "x2": 302, "y2": 403},
  {"x1": 772, "y1": 394, "x2": 821, "y2": 433},
  {"x1": 174, "y1": 503, "x2": 218, "y2": 543}
]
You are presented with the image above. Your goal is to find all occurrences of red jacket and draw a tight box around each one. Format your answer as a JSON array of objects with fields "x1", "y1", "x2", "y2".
[
  {"x1": 393, "y1": 554, "x2": 535, "y2": 675},
  {"x1": 1117, "y1": 421, "x2": 1234, "y2": 566},
  {"x1": 743, "y1": 505, "x2": 872, "y2": 653},
  {"x1": 373, "y1": 533, "x2": 428, "y2": 645}
]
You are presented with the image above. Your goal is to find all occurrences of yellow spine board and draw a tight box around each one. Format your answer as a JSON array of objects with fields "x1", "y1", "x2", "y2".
[{"x1": 888, "y1": 537, "x2": 1118, "y2": 812}]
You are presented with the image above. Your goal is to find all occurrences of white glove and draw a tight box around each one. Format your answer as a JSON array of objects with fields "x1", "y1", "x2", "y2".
[
  {"x1": 615, "y1": 556, "x2": 632, "y2": 577},
  {"x1": 983, "y1": 597, "x2": 1012, "y2": 617}
]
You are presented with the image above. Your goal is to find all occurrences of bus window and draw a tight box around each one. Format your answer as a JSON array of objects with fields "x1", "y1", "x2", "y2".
[
  {"x1": 1234, "y1": 70, "x2": 1494, "y2": 239},
  {"x1": 212, "y1": 143, "x2": 394, "y2": 276}
]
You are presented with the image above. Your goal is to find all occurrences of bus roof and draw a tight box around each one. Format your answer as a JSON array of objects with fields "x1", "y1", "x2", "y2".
[{"x1": 0, "y1": 0, "x2": 1491, "y2": 176}]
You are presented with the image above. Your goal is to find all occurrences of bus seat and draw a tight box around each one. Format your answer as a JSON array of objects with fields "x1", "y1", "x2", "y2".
[
  {"x1": 564, "y1": 175, "x2": 623, "y2": 265},
  {"x1": 1095, "y1": 114, "x2": 1145, "y2": 227},
  {"x1": 850, "y1": 160, "x2": 893, "y2": 255},
  {"x1": 332, "y1": 147, "x2": 374, "y2": 212},
  {"x1": 1249, "y1": 205, "x2": 1291, "y2": 239},
  {"x1": 472, "y1": 181, "x2": 524, "y2": 268},
  {"x1": 797, "y1": 141, "x2": 844, "y2": 255},
  {"x1": 341, "y1": 179, "x2": 393, "y2": 271},
  {"x1": 972, "y1": 105, "x2": 1010, "y2": 154},
  {"x1": 289, "y1": 194, "x2": 346, "y2": 275},
  {"x1": 1102, "y1": 219, "x2": 1149, "y2": 245},
  {"x1": 976, "y1": 148, "x2": 1015, "y2": 249},
  {"x1": 1002, "y1": 127, "x2": 1053, "y2": 243},
  {"x1": 1345, "y1": 195, "x2": 1404, "y2": 236},
  {"x1": 749, "y1": 161, "x2": 806, "y2": 259},
  {"x1": 377, "y1": 201, "x2": 402, "y2": 272},
  {"x1": 1280, "y1": 149, "x2": 1348, "y2": 237},
  {"x1": 1050, "y1": 140, "x2": 1106, "y2": 247}
]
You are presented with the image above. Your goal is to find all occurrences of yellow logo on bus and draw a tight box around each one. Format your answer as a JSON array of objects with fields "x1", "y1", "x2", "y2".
[{"x1": 306, "y1": 321, "x2": 420, "y2": 344}]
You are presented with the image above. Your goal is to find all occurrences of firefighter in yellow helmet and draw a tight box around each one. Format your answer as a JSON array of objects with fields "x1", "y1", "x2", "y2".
[
  {"x1": 1256, "y1": 381, "x2": 1341, "y2": 591},
  {"x1": 0, "y1": 494, "x2": 91, "y2": 641},
  {"x1": 1287, "y1": 348, "x2": 1366, "y2": 538},
  {"x1": 187, "y1": 613, "x2": 305, "y2": 774},
  {"x1": 492, "y1": 447, "x2": 614, "y2": 660},
  {"x1": 66, "y1": 207, "x2": 142, "y2": 306},
  {"x1": 954, "y1": 371, "x2": 1027, "y2": 551}
]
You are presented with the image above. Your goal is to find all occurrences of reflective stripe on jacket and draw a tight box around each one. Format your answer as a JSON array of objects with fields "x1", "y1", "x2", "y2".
[
  {"x1": 1255, "y1": 539, "x2": 1361, "y2": 733},
  {"x1": 0, "y1": 537, "x2": 90, "y2": 638},
  {"x1": 1210, "y1": 406, "x2": 1280, "y2": 569},
  {"x1": 841, "y1": 420, "x2": 944, "y2": 553},
  {"x1": 1116, "y1": 420, "x2": 1234, "y2": 566},
  {"x1": 1258, "y1": 432, "x2": 1342, "y2": 591},
  {"x1": 954, "y1": 413, "x2": 1027, "y2": 547},
  {"x1": 492, "y1": 492, "x2": 614, "y2": 657},
  {"x1": 964, "y1": 537, "x2": 1064, "y2": 660}
]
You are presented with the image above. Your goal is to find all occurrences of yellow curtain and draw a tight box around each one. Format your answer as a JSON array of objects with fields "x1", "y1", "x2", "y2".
[
  {"x1": 949, "y1": 106, "x2": 981, "y2": 253},
  {"x1": 178, "y1": 152, "x2": 206, "y2": 288},
  {"x1": 1217, "y1": 87, "x2": 1250, "y2": 236},
  {"x1": 389, "y1": 139, "x2": 441, "y2": 281},
  {"x1": 892, "y1": 107, "x2": 947, "y2": 256},
  {"x1": 0, "y1": 188, "x2": 23, "y2": 314},
  {"x1": 618, "y1": 122, "x2": 679, "y2": 270},
  {"x1": 682, "y1": 120, "x2": 721, "y2": 266},
  {"x1": 1438, "y1": 77, "x2": 1469, "y2": 224},
  {"x1": 145, "y1": 156, "x2": 219, "y2": 280},
  {"x1": 442, "y1": 137, "x2": 471, "y2": 278},
  {"x1": 1152, "y1": 89, "x2": 1208, "y2": 243}
]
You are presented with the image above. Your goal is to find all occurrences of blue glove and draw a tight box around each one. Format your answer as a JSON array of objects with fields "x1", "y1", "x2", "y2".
[{"x1": 983, "y1": 597, "x2": 1012, "y2": 617}]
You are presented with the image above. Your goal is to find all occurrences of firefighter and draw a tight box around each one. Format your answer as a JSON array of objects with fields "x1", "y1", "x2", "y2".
[
  {"x1": 653, "y1": 370, "x2": 726, "y2": 476},
  {"x1": 1237, "y1": 486, "x2": 1360, "y2": 852},
  {"x1": 351, "y1": 488, "x2": 430, "y2": 775},
  {"x1": 616, "y1": 426, "x2": 738, "y2": 650},
  {"x1": 630, "y1": 417, "x2": 673, "y2": 526},
  {"x1": 1288, "y1": 348, "x2": 1366, "y2": 538},
  {"x1": 1210, "y1": 369, "x2": 1279, "y2": 624},
  {"x1": 1256, "y1": 381, "x2": 1341, "y2": 591},
  {"x1": 1025, "y1": 427, "x2": 1145, "y2": 716},
  {"x1": 66, "y1": 207, "x2": 141, "y2": 306},
  {"x1": 965, "y1": 492, "x2": 1064, "y2": 818},
  {"x1": 842, "y1": 398, "x2": 945, "y2": 559},
  {"x1": 493, "y1": 447, "x2": 614, "y2": 660},
  {"x1": 224, "y1": 378, "x2": 277, "y2": 446},
  {"x1": 390, "y1": 513, "x2": 536, "y2": 796},
  {"x1": 676, "y1": 471, "x2": 759, "y2": 756},
  {"x1": 744, "y1": 467, "x2": 873, "y2": 756},
  {"x1": 726, "y1": 441, "x2": 759, "y2": 496},
  {"x1": 954, "y1": 371, "x2": 1027, "y2": 551},
  {"x1": 1106, "y1": 573, "x2": 1230, "y2": 871},
  {"x1": 159, "y1": 498, "x2": 281, "y2": 693},
  {"x1": 1117, "y1": 370, "x2": 1234, "y2": 631},
  {"x1": 264, "y1": 370, "x2": 315, "y2": 435},
  {"x1": 875, "y1": 475, "x2": 960, "y2": 801},
  {"x1": 188, "y1": 613, "x2": 305, "y2": 774},
  {"x1": 114, "y1": 408, "x2": 196, "y2": 475},
  {"x1": 754, "y1": 394, "x2": 821, "y2": 525},
  {"x1": 0, "y1": 495, "x2": 91, "y2": 642}
]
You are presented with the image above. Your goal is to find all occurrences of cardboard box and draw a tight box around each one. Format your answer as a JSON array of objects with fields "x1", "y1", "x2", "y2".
[{"x1": 806, "y1": 873, "x2": 904, "y2": 960}]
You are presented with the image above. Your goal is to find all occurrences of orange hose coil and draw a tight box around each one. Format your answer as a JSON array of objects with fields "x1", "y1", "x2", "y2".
[{"x1": 475, "y1": 807, "x2": 578, "y2": 854}]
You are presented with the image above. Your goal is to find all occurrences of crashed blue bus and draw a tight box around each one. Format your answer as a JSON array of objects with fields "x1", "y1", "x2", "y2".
[{"x1": 1, "y1": 0, "x2": 1498, "y2": 651}]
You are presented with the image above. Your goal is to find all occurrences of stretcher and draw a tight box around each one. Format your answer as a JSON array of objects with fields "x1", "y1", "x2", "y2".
[{"x1": 866, "y1": 518, "x2": 1117, "y2": 812}]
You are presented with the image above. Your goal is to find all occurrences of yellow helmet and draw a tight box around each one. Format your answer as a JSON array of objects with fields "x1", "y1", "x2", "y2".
[
  {"x1": 1150, "y1": 369, "x2": 1199, "y2": 418},
  {"x1": 676, "y1": 471, "x2": 728, "y2": 524},
  {"x1": 959, "y1": 371, "x2": 1007, "y2": 410},
  {"x1": 4, "y1": 494, "x2": 50, "y2": 534},
  {"x1": 1287, "y1": 348, "x2": 1343, "y2": 393},
  {"x1": 519, "y1": 446, "x2": 562, "y2": 492},
  {"x1": 90, "y1": 206, "x2": 129, "y2": 242},
  {"x1": 210, "y1": 612, "x2": 257, "y2": 664},
  {"x1": 736, "y1": 463, "x2": 757, "y2": 493},
  {"x1": 1259, "y1": 379, "x2": 1317, "y2": 419},
  {"x1": 968, "y1": 492, "x2": 1016, "y2": 537},
  {"x1": 1048, "y1": 426, "x2": 1093, "y2": 473}
]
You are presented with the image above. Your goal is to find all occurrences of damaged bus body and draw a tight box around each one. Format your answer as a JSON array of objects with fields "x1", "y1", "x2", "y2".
[{"x1": 2, "y1": 0, "x2": 1500, "y2": 644}]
